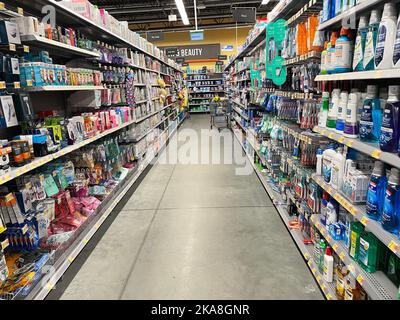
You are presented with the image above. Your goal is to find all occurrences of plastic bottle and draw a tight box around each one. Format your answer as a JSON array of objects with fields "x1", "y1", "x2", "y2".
[
  {"x1": 322, "y1": 147, "x2": 336, "y2": 183},
  {"x1": 336, "y1": 261, "x2": 348, "y2": 300},
  {"x1": 379, "y1": 85, "x2": 400, "y2": 152},
  {"x1": 381, "y1": 168, "x2": 400, "y2": 234},
  {"x1": 335, "y1": 28, "x2": 353, "y2": 73},
  {"x1": 323, "y1": 246, "x2": 334, "y2": 282},
  {"x1": 318, "y1": 91, "x2": 330, "y2": 127},
  {"x1": 344, "y1": 273, "x2": 361, "y2": 300},
  {"x1": 343, "y1": 92, "x2": 359, "y2": 138},
  {"x1": 322, "y1": 0, "x2": 331, "y2": 22},
  {"x1": 326, "y1": 197, "x2": 339, "y2": 226},
  {"x1": 316, "y1": 148, "x2": 323, "y2": 175},
  {"x1": 327, "y1": 32, "x2": 339, "y2": 74},
  {"x1": 393, "y1": 11, "x2": 400, "y2": 68},
  {"x1": 319, "y1": 239, "x2": 327, "y2": 270},
  {"x1": 335, "y1": 0, "x2": 342, "y2": 16},
  {"x1": 359, "y1": 85, "x2": 382, "y2": 142},
  {"x1": 364, "y1": 10, "x2": 382, "y2": 71},
  {"x1": 358, "y1": 231, "x2": 379, "y2": 273},
  {"x1": 331, "y1": 147, "x2": 345, "y2": 190},
  {"x1": 349, "y1": 221, "x2": 364, "y2": 261},
  {"x1": 375, "y1": 2, "x2": 398, "y2": 70},
  {"x1": 320, "y1": 192, "x2": 330, "y2": 225},
  {"x1": 353, "y1": 15, "x2": 369, "y2": 71},
  {"x1": 336, "y1": 91, "x2": 349, "y2": 133},
  {"x1": 327, "y1": 89, "x2": 341, "y2": 128},
  {"x1": 366, "y1": 161, "x2": 388, "y2": 220},
  {"x1": 320, "y1": 41, "x2": 329, "y2": 75}
]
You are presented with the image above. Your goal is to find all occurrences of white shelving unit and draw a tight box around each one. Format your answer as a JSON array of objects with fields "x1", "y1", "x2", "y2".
[{"x1": 315, "y1": 69, "x2": 400, "y2": 82}]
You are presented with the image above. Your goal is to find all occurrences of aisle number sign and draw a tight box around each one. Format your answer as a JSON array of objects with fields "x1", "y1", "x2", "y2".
[{"x1": 265, "y1": 19, "x2": 287, "y2": 86}]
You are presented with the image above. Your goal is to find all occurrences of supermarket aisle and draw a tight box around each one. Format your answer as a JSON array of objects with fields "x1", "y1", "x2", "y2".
[{"x1": 57, "y1": 115, "x2": 323, "y2": 300}]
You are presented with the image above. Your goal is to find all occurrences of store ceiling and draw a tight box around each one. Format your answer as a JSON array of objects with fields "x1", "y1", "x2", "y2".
[{"x1": 90, "y1": 0, "x2": 277, "y2": 32}]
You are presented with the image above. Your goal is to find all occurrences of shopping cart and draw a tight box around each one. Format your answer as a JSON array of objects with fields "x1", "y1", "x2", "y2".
[{"x1": 210, "y1": 99, "x2": 231, "y2": 131}]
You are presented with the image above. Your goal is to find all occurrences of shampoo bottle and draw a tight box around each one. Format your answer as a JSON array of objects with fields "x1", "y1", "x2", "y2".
[
  {"x1": 327, "y1": 89, "x2": 341, "y2": 129},
  {"x1": 335, "y1": 27, "x2": 353, "y2": 73},
  {"x1": 375, "y1": 2, "x2": 397, "y2": 70},
  {"x1": 353, "y1": 15, "x2": 368, "y2": 71},
  {"x1": 343, "y1": 92, "x2": 360, "y2": 138},
  {"x1": 379, "y1": 85, "x2": 400, "y2": 152},
  {"x1": 366, "y1": 161, "x2": 388, "y2": 220},
  {"x1": 359, "y1": 85, "x2": 382, "y2": 142},
  {"x1": 381, "y1": 168, "x2": 400, "y2": 234},
  {"x1": 336, "y1": 91, "x2": 349, "y2": 133},
  {"x1": 323, "y1": 246, "x2": 334, "y2": 282},
  {"x1": 364, "y1": 10, "x2": 381, "y2": 71}
]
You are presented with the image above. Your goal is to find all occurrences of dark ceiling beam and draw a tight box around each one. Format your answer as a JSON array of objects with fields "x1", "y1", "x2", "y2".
[{"x1": 134, "y1": 22, "x2": 254, "y2": 33}]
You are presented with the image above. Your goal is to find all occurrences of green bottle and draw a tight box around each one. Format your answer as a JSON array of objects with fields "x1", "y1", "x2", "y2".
[
  {"x1": 319, "y1": 239, "x2": 327, "y2": 271},
  {"x1": 349, "y1": 222, "x2": 364, "y2": 261},
  {"x1": 358, "y1": 231, "x2": 379, "y2": 273},
  {"x1": 387, "y1": 252, "x2": 400, "y2": 287}
]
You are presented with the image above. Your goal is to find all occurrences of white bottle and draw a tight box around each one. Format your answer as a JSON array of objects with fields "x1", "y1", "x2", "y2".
[
  {"x1": 343, "y1": 92, "x2": 360, "y2": 138},
  {"x1": 316, "y1": 149, "x2": 323, "y2": 176},
  {"x1": 327, "y1": 89, "x2": 341, "y2": 129},
  {"x1": 331, "y1": 147, "x2": 345, "y2": 190},
  {"x1": 375, "y1": 2, "x2": 398, "y2": 70},
  {"x1": 322, "y1": 148, "x2": 337, "y2": 183},
  {"x1": 393, "y1": 10, "x2": 400, "y2": 67},
  {"x1": 323, "y1": 247, "x2": 334, "y2": 283},
  {"x1": 336, "y1": 91, "x2": 349, "y2": 133}
]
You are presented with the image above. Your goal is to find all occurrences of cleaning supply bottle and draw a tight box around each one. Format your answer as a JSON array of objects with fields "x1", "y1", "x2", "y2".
[
  {"x1": 327, "y1": 32, "x2": 339, "y2": 74},
  {"x1": 327, "y1": 89, "x2": 341, "y2": 129},
  {"x1": 375, "y1": 2, "x2": 398, "y2": 70},
  {"x1": 318, "y1": 91, "x2": 330, "y2": 127},
  {"x1": 336, "y1": 261, "x2": 348, "y2": 300},
  {"x1": 323, "y1": 246, "x2": 334, "y2": 282},
  {"x1": 335, "y1": 27, "x2": 353, "y2": 73},
  {"x1": 358, "y1": 231, "x2": 379, "y2": 273},
  {"x1": 353, "y1": 15, "x2": 369, "y2": 71},
  {"x1": 336, "y1": 91, "x2": 349, "y2": 133},
  {"x1": 393, "y1": 10, "x2": 400, "y2": 68},
  {"x1": 349, "y1": 221, "x2": 364, "y2": 261},
  {"x1": 381, "y1": 168, "x2": 400, "y2": 234},
  {"x1": 379, "y1": 85, "x2": 400, "y2": 152},
  {"x1": 320, "y1": 41, "x2": 329, "y2": 75},
  {"x1": 343, "y1": 92, "x2": 359, "y2": 138},
  {"x1": 364, "y1": 10, "x2": 382, "y2": 71},
  {"x1": 359, "y1": 85, "x2": 382, "y2": 142},
  {"x1": 366, "y1": 161, "x2": 388, "y2": 220}
]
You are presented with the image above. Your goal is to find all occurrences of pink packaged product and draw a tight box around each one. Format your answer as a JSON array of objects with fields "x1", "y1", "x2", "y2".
[
  {"x1": 61, "y1": 0, "x2": 93, "y2": 20},
  {"x1": 99, "y1": 8, "x2": 107, "y2": 27},
  {"x1": 109, "y1": 109, "x2": 118, "y2": 128}
]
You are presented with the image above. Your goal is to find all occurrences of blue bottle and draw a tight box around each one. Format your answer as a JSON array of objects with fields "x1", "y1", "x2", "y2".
[
  {"x1": 353, "y1": 16, "x2": 368, "y2": 71},
  {"x1": 360, "y1": 85, "x2": 382, "y2": 142},
  {"x1": 381, "y1": 168, "x2": 400, "y2": 234},
  {"x1": 366, "y1": 161, "x2": 388, "y2": 220},
  {"x1": 380, "y1": 86, "x2": 400, "y2": 153}
]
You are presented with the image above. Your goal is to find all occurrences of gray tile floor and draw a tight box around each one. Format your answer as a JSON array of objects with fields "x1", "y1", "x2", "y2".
[{"x1": 59, "y1": 115, "x2": 323, "y2": 300}]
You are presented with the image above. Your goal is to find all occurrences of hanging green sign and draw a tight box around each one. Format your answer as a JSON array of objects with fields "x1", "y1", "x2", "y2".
[{"x1": 265, "y1": 19, "x2": 287, "y2": 86}]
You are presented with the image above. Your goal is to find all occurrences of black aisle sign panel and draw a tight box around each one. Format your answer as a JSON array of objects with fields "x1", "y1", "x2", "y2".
[
  {"x1": 160, "y1": 44, "x2": 220, "y2": 61},
  {"x1": 216, "y1": 61, "x2": 224, "y2": 65},
  {"x1": 148, "y1": 32, "x2": 164, "y2": 41},
  {"x1": 218, "y1": 55, "x2": 227, "y2": 61}
]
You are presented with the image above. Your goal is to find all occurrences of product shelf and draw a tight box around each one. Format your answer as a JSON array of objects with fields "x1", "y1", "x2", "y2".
[
  {"x1": 135, "y1": 103, "x2": 174, "y2": 123},
  {"x1": 0, "y1": 119, "x2": 136, "y2": 186},
  {"x1": 283, "y1": 50, "x2": 321, "y2": 66},
  {"x1": 312, "y1": 174, "x2": 400, "y2": 259},
  {"x1": 313, "y1": 126, "x2": 400, "y2": 170},
  {"x1": 285, "y1": 0, "x2": 323, "y2": 26},
  {"x1": 318, "y1": 0, "x2": 390, "y2": 31},
  {"x1": 20, "y1": 35, "x2": 100, "y2": 58},
  {"x1": 233, "y1": 131, "x2": 337, "y2": 300},
  {"x1": 232, "y1": 106, "x2": 249, "y2": 121},
  {"x1": 23, "y1": 85, "x2": 104, "y2": 92},
  {"x1": 315, "y1": 69, "x2": 400, "y2": 81},
  {"x1": 3, "y1": 0, "x2": 181, "y2": 72},
  {"x1": 310, "y1": 215, "x2": 399, "y2": 300},
  {"x1": 24, "y1": 124, "x2": 181, "y2": 300},
  {"x1": 224, "y1": 29, "x2": 266, "y2": 71},
  {"x1": 232, "y1": 99, "x2": 247, "y2": 109},
  {"x1": 233, "y1": 116, "x2": 247, "y2": 133},
  {"x1": 189, "y1": 109, "x2": 210, "y2": 113},
  {"x1": 132, "y1": 117, "x2": 168, "y2": 142}
]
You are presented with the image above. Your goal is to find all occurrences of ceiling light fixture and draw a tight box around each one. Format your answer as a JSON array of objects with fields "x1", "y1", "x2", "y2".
[{"x1": 175, "y1": 0, "x2": 190, "y2": 25}]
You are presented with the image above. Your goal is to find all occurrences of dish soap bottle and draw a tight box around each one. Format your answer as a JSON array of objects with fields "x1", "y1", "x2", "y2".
[
  {"x1": 379, "y1": 85, "x2": 400, "y2": 152},
  {"x1": 359, "y1": 85, "x2": 382, "y2": 142},
  {"x1": 381, "y1": 168, "x2": 400, "y2": 234},
  {"x1": 364, "y1": 10, "x2": 382, "y2": 71},
  {"x1": 323, "y1": 246, "x2": 334, "y2": 282},
  {"x1": 353, "y1": 16, "x2": 368, "y2": 71},
  {"x1": 335, "y1": 27, "x2": 353, "y2": 73},
  {"x1": 375, "y1": 2, "x2": 398, "y2": 70},
  {"x1": 366, "y1": 161, "x2": 388, "y2": 220}
]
